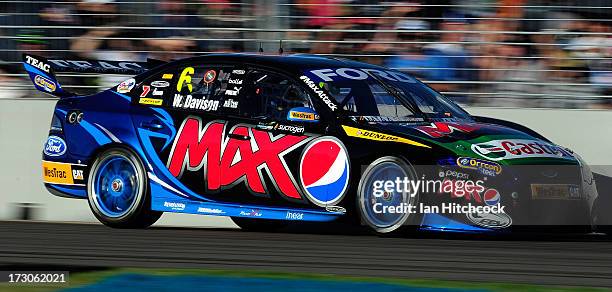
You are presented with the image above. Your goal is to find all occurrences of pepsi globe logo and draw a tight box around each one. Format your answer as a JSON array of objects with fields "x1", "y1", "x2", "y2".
[
  {"x1": 44, "y1": 136, "x2": 67, "y2": 157},
  {"x1": 483, "y1": 188, "x2": 500, "y2": 206},
  {"x1": 299, "y1": 137, "x2": 349, "y2": 206}
]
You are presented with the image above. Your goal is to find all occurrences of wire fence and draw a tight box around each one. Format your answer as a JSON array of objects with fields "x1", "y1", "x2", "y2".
[{"x1": 0, "y1": 0, "x2": 610, "y2": 109}]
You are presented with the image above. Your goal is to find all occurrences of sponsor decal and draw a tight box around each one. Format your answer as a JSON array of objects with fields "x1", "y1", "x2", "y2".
[
  {"x1": 203, "y1": 70, "x2": 216, "y2": 84},
  {"x1": 471, "y1": 139, "x2": 574, "y2": 161},
  {"x1": 289, "y1": 111, "x2": 317, "y2": 121},
  {"x1": 240, "y1": 209, "x2": 262, "y2": 217},
  {"x1": 44, "y1": 136, "x2": 67, "y2": 157},
  {"x1": 274, "y1": 123, "x2": 305, "y2": 135},
  {"x1": 172, "y1": 94, "x2": 219, "y2": 111},
  {"x1": 152, "y1": 88, "x2": 164, "y2": 96},
  {"x1": 197, "y1": 207, "x2": 225, "y2": 214},
  {"x1": 25, "y1": 55, "x2": 50, "y2": 72},
  {"x1": 286, "y1": 211, "x2": 304, "y2": 220},
  {"x1": 47, "y1": 59, "x2": 143, "y2": 72},
  {"x1": 163, "y1": 201, "x2": 186, "y2": 211},
  {"x1": 228, "y1": 78, "x2": 243, "y2": 85},
  {"x1": 342, "y1": 125, "x2": 430, "y2": 148},
  {"x1": 177, "y1": 67, "x2": 194, "y2": 92},
  {"x1": 466, "y1": 211, "x2": 512, "y2": 229},
  {"x1": 167, "y1": 118, "x2": 311, "y2": 199},
  {"x1": 308, "y1": 68, "x2": 416, "y2": 83},
  {"x1": 34, "y1": 75, "x2": 56, "y2": 92},
  {"x1": 43, "y1": 161, "x2": 72, "y2": 184},
  {"x1": 151, "y1": 81, "x2": 169, "y2": 88},
  {"x1": 139, "y1": 98, "x2": 163, "y2": 106},
  {"x1": 72, "y1": 169, "x2": 84, "y2": 180},
  {"x1": 325, "y1": 205, "x2": 346, "y2": 213},
  {"x1": 140, "y1": 85, "x2": 151, "y2": 97},
  {"x1": 439, "y1": 169, "x2": 469, "y2": 180},
  {"x1": 42, "y1": 161, "x2": 86, "y2": 185},
  {"x1": 223, "y1": 98, "x2": 239, "y2": 109},
  {"x1": 162, "y1": 73, "x2": 174, "y2": 79},
  {"x1": 416, "y1": 122, "x2": 479, "y2": 138},
  {"x1": 456, "y1": 157, "x2": 502, "y2": 177},
  {"x1": 225, "y1": 86, "x2": 242, "y2": 96},
  {"x1": 531, "y1": 184, "x2": 581, "y2": 200},
  {"x1": 299, "y1": 137, "x2": 350, "y2": 206},
  {"x1": 256, "y1": 122, "x2": 274, "y2": 131},
  {"x1": 352, "y1": 116, "x2": 424, "y2": 123},
  {"x1": 483, "y1": 189, "x2": 501, "y2": 206},
  {"x1": 232, "y1": 69, "x2": 245, "y2": 75},
  {"x1": 117, "y1": 78, "x2": 135, "y2": 93},
  {"x1": 299, "y1": 75, "x2": 338, "y2": 111}
]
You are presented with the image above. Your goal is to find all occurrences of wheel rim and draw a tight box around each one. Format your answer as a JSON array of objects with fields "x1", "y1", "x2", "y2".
[
  {"x1": 360, "y1": 160, "x2": 416, "y2": 232},
  {"x1": 92, "y1": 155, "x2": 140, "y2": 218}
]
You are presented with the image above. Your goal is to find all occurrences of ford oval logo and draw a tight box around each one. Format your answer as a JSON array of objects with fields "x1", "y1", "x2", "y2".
[{"x1": 44, "y1": 136, "x2": 67, "y2": 157}]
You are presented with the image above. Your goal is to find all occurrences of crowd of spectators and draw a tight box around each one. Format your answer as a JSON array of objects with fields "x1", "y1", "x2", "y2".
[{"x1": 0, "y1": 0, "x2": 610, "y2": 109}]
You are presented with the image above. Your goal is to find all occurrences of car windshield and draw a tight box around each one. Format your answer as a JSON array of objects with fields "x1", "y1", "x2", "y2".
[{"x1": 303, "y1": 68, "x2": 471, "y2": 122}]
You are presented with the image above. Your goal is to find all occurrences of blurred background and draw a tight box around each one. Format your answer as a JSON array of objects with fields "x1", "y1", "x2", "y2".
[{"x1": 0, "y1": 0, "x2": 610, "y2": 109}]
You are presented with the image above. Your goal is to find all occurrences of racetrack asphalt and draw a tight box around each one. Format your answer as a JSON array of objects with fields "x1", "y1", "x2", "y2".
[{"x1": 1, "y1": 221, "x2": 612, "y2": 288}]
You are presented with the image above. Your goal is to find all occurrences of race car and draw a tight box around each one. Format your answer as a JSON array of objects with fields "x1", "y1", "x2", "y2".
[{"x1": 25, "y1": 53, "x2": 600, "y2": 234}]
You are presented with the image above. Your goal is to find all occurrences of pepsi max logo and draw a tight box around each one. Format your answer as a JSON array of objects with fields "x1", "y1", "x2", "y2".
[
  {"x1": 483, "y1": 189, "x2": 500, "y2": 206},
  {"x1": 299, "y1": 137, "x2": 349, "y2": 206},
  {"x1": 44, "y1": 136, "x2": 66, "y2": 157}
]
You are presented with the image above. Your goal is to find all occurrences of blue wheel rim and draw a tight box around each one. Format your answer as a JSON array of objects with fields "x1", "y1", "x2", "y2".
[
  {"x1": 93, "y1": 155, "x2": 139, "y2": 218},
  {"x1": 362, "y1": 161, "x2": 411, "y2": 228}
]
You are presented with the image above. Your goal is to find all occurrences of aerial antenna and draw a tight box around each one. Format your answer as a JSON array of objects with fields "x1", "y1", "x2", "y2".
[
  {"x1": 258, "y1": 42, "x2": 263, "y2": 53},
  {"x1": 278, "y1": 40, "x2": 283, "y2": 55}
]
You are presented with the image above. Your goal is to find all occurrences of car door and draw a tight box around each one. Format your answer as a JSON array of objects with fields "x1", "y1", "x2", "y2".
[
  {"x1": 130, "y1": 62, "x2": 239, "y2": 203},
  {"x1": 224, "y1": 68, "x2": 350, "y2": 209}
]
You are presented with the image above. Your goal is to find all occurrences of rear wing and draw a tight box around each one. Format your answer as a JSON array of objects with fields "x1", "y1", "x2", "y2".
[{"x1": 22, "y1": 54, "x2": 165, "y2": 97}]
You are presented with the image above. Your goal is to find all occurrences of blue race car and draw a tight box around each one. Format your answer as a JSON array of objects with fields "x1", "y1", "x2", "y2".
[{"x1": 25, "y1": 53, "x2": 600, "y2": 234}]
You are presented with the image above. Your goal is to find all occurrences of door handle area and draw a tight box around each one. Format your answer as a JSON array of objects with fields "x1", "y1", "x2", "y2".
[
  {"x1": 228, "y1": 133, "x2": 251, "y2": 141},
  {"x1": 140, "y1": 121, "x2": 164, "y2": 131}
]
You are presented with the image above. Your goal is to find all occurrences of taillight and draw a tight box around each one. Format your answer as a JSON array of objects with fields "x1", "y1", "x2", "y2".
[{"x1": 50, "y1": 114, "x2": 62, "y2": 132}]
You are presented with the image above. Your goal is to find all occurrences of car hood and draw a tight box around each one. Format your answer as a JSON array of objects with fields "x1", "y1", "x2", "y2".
[{"x1": 363, "y1": 120, "x2": 577, "y2": 165}]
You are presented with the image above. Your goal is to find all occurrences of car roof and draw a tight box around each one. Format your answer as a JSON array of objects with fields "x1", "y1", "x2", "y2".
[{"x1": 167, "y1": 53, "x2": 383, "y2": 72}]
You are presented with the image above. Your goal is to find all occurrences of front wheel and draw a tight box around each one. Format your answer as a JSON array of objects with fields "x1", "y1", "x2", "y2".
[
  {"x1": 357, "y1": 156, "x2": 420, "y2": 235},
  {"x1": 87, "y1": 147, "x2": 162, "y2": 228}
]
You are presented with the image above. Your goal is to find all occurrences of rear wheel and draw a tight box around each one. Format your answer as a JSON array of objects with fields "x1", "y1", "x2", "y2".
[
  {"x1": 87, "y1": 147, "x2": 162, "y2": 228},
  {"x1": 231, "y1": 217, "x2": 288, "y2": 232},
  {"x1": 357, "y1": 156, "x2": 420, "y2": 235}
]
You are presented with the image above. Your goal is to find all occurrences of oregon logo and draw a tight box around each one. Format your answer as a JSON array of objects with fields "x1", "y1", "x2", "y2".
[
  {"x1": 177, "y1": 67, "x2": 194, "y2": 92},
  {"x1": 457, "y1": 157, "x2": 502, "y2": 176},
  {"x1": 34, "y1": 75, "x2": 56, "y2": 92}
]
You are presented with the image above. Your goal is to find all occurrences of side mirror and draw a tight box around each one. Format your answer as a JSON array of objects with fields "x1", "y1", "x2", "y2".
[{"x1": 287, "y1": 107, "x2": 319, "y2": 123}]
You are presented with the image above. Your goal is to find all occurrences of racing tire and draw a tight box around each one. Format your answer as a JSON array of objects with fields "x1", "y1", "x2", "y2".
[
  {"x1": 87, "y1": 147, "x2": 162, "y2": 228},
  {"x1": 231, "y1": 217, "x2": 288, "y2": 232},
  {"x1": 357, "y1": 156, "x2": 420, "y2": 235}
]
